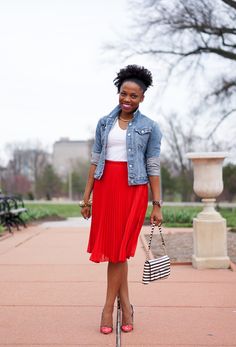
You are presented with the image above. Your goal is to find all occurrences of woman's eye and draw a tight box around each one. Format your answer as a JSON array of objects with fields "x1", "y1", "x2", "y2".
[{"x1": 120, "y1": 92, "x2": 137, "y2": 99}]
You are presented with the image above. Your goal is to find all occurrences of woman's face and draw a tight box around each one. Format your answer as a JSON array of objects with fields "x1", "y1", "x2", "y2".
[{"x1": 119, "y1": 81, "x2": 144, "y2": 115}]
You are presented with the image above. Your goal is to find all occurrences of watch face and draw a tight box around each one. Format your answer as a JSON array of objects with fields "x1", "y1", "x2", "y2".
[{"x1": 159, "y1": 200, "x2": 163, "y2": 206}]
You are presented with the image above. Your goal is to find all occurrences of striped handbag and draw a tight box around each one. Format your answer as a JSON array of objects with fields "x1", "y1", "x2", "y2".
[{"x1": 142, "y1": 224, "x2": 170, "y2": 284}]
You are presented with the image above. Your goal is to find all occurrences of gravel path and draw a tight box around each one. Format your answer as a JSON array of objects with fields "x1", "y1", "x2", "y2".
[{"x1": 146, "y1": 231, "x2": 236, "y2": 264}]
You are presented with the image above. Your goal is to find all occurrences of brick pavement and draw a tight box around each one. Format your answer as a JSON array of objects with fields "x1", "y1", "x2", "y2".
[{"x1": 0, "y1": 222, "x2": 236, "y2": 346}]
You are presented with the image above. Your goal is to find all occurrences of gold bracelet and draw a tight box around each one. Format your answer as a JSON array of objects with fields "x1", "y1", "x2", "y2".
[{"x1": 79, "y1": 198, "x2": 92, "y2": 208}]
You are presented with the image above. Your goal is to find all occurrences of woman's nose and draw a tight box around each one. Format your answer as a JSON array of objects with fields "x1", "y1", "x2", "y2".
[{"x1": 124, "y1": 95, "x2": 131, "y2": 102}]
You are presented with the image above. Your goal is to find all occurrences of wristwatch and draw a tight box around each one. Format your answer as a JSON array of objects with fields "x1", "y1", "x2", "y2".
[{"x1": 152, "y1": 200, "x2": 163, "y2": 207}]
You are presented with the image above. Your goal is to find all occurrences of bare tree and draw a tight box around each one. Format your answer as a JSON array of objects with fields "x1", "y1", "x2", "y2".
[
  {"x1": 160, "y1": 114, "x2": 201, "y2": 200},
  {"x1": 160, "y1": 112, "x2": 236, "y2": 200},
  {"x1": 69, "y1": 159, "x2": 91, "y2": 200},
  {"x1": 5, "y1": 142, "x2": 49, "y2": 197},
  {"x1": 108, "y1": 0, "x2": 236, "y2": 137},
  {"x1": 36, "y1": 164, "x2": 63, "y2": 200}
]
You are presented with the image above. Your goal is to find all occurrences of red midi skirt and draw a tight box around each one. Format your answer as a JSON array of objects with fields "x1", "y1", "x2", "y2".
[{"x1": 87, "y1": 160, "x2": 148, "y2": 263}]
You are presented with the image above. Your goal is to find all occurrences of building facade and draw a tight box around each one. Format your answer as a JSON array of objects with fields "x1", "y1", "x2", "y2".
[{"x1": 52, "y1": 138, "x2": 92, "y2": 177}]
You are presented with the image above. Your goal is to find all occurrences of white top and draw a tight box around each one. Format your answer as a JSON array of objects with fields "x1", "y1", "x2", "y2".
[{"x1": 105, "y1": 119, "x2": 127, "y2": 161}]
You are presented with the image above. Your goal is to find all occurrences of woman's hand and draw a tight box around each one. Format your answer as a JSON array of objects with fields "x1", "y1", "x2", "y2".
[
  {"x1": 81, "y1": 206, "x2": 91, "y2": 219},
  {"x1": 150, "y1": 206, "x2": 163, "y2": 226}
]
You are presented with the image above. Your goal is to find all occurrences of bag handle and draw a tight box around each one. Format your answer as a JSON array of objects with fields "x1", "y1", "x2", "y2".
[{"x1": 146, "y1": 223, "x2": 167, "y2": 260}]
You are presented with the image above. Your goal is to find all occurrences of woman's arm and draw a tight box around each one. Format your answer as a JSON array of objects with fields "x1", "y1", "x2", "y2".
[
  {"x1": 148, "y1": 175, "x2": 163, "y2": 225},
  {"x1": 81, "y1": 117, "x2": 103, "y2": 219},
  {"x1": 145, "y1": 121, "x2": 163, "y2": 225},
  {"x1": 81, "y1": 164, "x2": 97, "y2": 219}
]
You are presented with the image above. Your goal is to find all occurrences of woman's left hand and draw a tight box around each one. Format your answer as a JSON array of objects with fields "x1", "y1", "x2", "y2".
[
  {"x1": 150, "y1": 206, "x2": 163, "y2": 226},
  {"x1": 81, "y1": 206, "x2": 91, "y2": 219}
]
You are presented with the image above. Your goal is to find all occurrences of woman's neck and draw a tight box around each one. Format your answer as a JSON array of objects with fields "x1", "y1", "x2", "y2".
[{"x1": 119, "y1": 111, "x2": 133, "y2": 121}]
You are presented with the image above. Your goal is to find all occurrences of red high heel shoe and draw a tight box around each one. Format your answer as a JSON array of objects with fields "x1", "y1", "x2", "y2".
[
  {"x1": 121, "y1": 305, "x2": 134, "y2": 333},
  {"x1": 100, "y1": 326, "x2": 113, "y2": 334},
  {"x1": 100, "y1": 311, "x2": 113, "y2": 335}
]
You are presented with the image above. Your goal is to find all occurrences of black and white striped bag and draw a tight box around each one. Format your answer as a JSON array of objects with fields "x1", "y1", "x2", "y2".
[{"x1": 142, "y1": 224, "x2": 170, "y2": 284}]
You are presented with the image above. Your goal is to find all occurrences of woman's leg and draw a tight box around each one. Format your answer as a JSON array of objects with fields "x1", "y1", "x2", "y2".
[
  {"x1": 101, "y1": 262, "x2": 125, "y2": 327},
  {"x1": 118, "y1": 261, "x2": 133, "y2": 325},
  {"x1": 118, "y1": 261, "x2": 130, "y2": 308},
  {"x1": 101, "y1": 261, "x2": 132, "y2": 327}
]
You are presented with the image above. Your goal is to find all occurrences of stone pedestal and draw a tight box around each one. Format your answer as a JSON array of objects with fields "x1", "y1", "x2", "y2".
[
  {"x1": 187, "y1": 152, "x2": 230, "y2": 269},
  {"x1": 192, "y1": 199, "x2": 230, "y2": 269}
]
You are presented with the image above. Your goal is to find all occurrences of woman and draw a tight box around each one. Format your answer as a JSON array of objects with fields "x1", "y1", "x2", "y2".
[{"x1": 80, "y1": 64, "x2": 163, "y2": 334}]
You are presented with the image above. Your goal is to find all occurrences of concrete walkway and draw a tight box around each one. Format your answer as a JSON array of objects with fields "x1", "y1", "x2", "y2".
[{"x1": 0, "y1": 223, "x2": 236, "y2": 346}]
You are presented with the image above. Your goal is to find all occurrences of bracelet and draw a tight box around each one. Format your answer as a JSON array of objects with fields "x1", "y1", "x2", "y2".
[
  {"x1": 79, "y1": 198, "x2": 92, "y2": 208},
  {"x1": 152, "y1": 200, "x2": 163, "y2": 207}
]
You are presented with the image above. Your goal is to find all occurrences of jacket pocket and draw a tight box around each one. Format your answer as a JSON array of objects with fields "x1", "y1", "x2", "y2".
[{"x1": 134, "y1": 127, "x2": 152, "y2": 149}]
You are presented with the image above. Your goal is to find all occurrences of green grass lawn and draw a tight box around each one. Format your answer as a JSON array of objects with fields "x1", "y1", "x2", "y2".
[
  {"x1": 219, "y1": 207, "x2": 236, "y2": 229},
  {"x1": 22, "y1": 203, "x2": 236, "y2": 228},
  {"x1": 24, "y1": 203, "x2": 82, "y2": 221},
  {"x1": 0, "y1": 225, "x2": 4, "y2": 234},
  {"x1": 1, "y1": 203, "x2": 235, "y2": 230},
  {"x1": 146, "y1": 205, "x2": 236, "y2": 228},
  {"x1": 145, "y1": 205, "x2": 201, "y2": 227}
]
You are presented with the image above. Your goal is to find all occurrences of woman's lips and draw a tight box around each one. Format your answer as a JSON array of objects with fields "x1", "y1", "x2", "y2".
[{"x1": 122, "y1": 103, "x2": 132, "y2": 110}]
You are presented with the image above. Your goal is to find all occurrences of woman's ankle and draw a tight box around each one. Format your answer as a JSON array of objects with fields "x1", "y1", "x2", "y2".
[
  {"x1": 120, "y1": 301, "x2": 131, "y2": 312},
  {"x1": 103, "y1": 304, "x2": 114, "y2": 313},
  {"x1": 101, "y1": 310, "x2": 113, "y2": 329}
]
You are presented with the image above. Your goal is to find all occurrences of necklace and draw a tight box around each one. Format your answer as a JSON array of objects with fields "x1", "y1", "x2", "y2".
[{"x1": 119, "y1": 116, "x2": 133, "y2": 123}]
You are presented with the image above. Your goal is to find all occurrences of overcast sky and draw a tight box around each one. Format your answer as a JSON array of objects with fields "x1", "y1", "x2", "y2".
[
  {"x1": 0, "y1": 1, "x2": 129, "y2": 160},
  {"x1": 0, "y1": 0, "x2": 192, "y2": 162},
  {"x1": 0, "y1": 0, "x2": 235, "y2": 164}
]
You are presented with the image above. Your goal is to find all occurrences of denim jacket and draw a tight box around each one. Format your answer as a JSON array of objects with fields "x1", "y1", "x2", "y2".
[{"x1": 91, "y1": 105, "x2": 162, "y2": 186}]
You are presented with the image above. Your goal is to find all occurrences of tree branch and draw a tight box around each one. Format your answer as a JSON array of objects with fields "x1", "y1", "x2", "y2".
[
  {"x1": 207, "y1": 80, "x2": 236, "y2": 98},
  {"x1": 207, "y1": 108, "x2": 236, "y2": 139},
  {"x1": 222, "y1": 0, "x2": 236, "y2": 10},
  {"x1": 137, "y1": 46, "x2": 236, "y2": 61},
  {"x1": 179, "y1": 24, "x2": 236, "y2": 35},
  {"x1": 204, "y1": 46, "x2": 236, "y2": 60},
  {"x1": 221, "y1": 33, "x2": 236, "y2": 48}
]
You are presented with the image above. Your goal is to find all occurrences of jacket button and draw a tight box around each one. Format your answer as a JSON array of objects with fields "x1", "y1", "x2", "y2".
[
  {"x1": 129, "y1": 164, "x2": 132, "y2": 168},
  {"x1": 128, "y1": 133, "x2": 131, "y2": 136},
  {"x1": 128, "y1": 148, "x2": 131, "y2": 151}
]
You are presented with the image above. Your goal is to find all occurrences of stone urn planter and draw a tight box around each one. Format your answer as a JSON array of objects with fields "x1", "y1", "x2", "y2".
[{"x1": 187, "y1": 152, "x2": 230, "y2": 269}]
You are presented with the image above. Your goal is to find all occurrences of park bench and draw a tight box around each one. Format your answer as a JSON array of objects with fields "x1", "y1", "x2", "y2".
[{"x1": 0, "y1": 195, "x2": 28, "y2": 233}]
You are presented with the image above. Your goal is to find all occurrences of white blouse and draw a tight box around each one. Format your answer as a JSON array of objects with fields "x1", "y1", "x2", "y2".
[{"x1": 105, "y1": 119, "x2": 127, "y2": 161}]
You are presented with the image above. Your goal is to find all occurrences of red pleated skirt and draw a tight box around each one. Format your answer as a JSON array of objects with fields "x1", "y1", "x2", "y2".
[{"x1": 87, "y1": 160, "x2": 148, "y2": 263}]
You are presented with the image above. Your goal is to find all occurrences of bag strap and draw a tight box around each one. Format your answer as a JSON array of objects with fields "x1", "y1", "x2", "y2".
[{"x1": 146, "y1": 223, "x2": 167, "y2": 260}]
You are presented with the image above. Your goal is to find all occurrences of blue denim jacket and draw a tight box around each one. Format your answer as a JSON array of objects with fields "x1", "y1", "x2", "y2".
[{"x1": 91, "y1": 105, "x2": 162, "y2": 185}]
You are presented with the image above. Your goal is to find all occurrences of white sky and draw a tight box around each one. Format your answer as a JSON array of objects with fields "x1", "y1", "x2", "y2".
[
  {"x1": 0, "y1": 0, "x2": 131, "y2": 161},
  {"x1": 0, "y1": 0, "x2": 235, "y2": 164}
]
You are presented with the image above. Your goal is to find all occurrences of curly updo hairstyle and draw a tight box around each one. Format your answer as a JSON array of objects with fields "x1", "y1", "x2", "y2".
[{"x1": 113, "y1": 64, "x2": 153, "y2": 93}]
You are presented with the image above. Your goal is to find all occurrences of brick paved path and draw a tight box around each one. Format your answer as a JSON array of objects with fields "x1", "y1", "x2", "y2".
[{"x1": 0, "y1": 223, "x2": 236, "y2": 346}]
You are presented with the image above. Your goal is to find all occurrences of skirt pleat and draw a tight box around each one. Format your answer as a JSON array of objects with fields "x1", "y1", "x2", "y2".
[{"x1": 87, "y1": 160, "x2": 148, "y2": 263}]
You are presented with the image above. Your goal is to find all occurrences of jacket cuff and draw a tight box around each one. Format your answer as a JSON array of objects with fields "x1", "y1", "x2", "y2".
[
  {"x1": 91, "y1": 152, "x2": 100, "y2": 165},
  {"x1": 146, "y1": 157, "x2": 161, "y2": 176}
]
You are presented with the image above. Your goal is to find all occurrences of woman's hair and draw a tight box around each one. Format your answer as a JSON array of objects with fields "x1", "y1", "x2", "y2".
[{"x1": 113, "y1": 64, "x2": 153, "y2": 93}]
